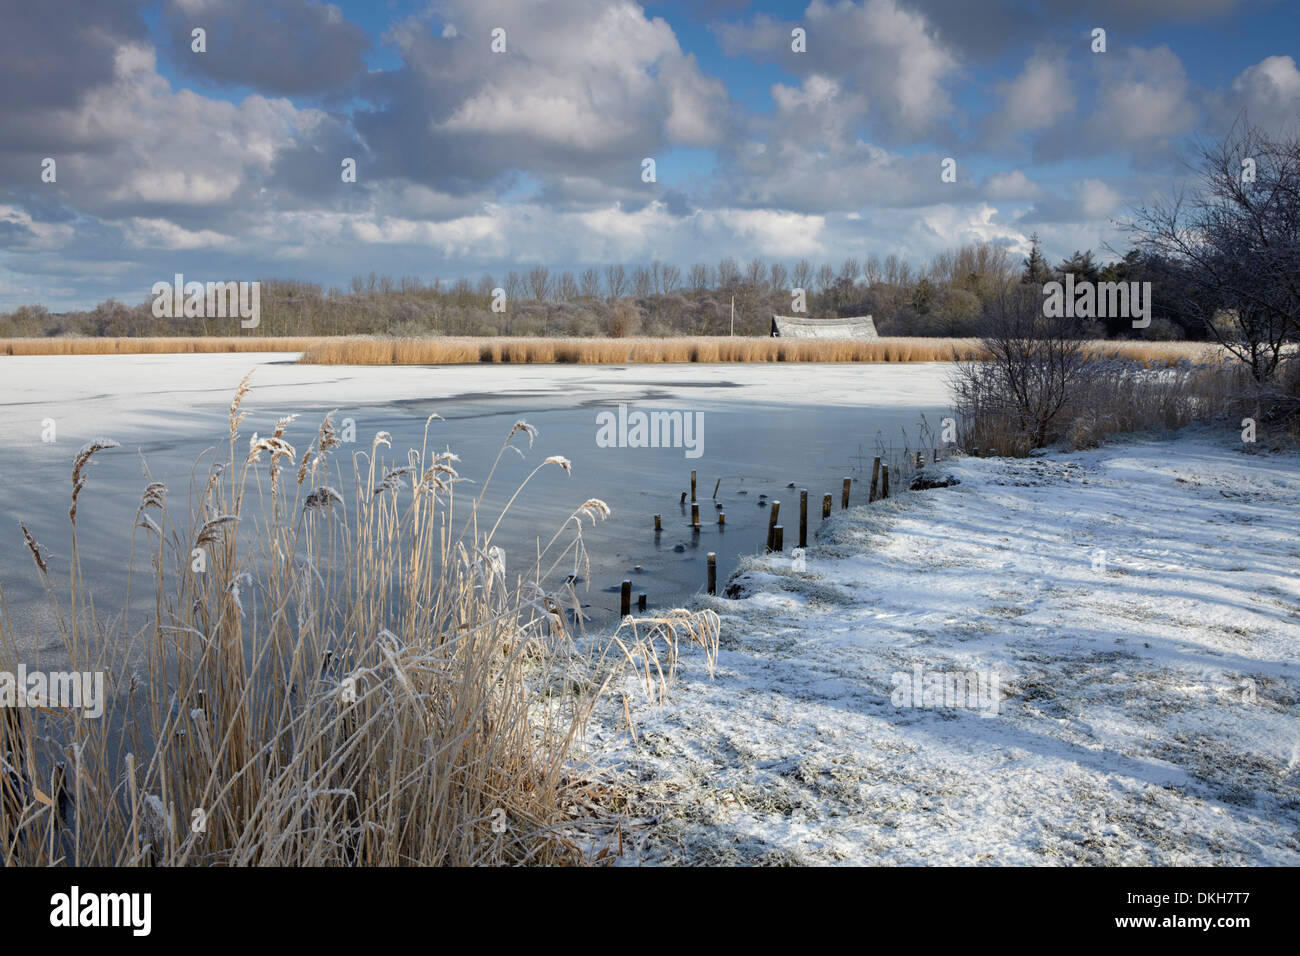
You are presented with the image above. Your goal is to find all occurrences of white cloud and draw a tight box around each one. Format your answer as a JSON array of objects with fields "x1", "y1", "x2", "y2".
[
  {"x1": 717, "y1": 0, "x2": 959, "y2": 137},
  {"x1": 1083, "y1": 46, "x2": 1196, "y2": 148},
  {"x1": 1211, "y1": 54, "x2": 1300, "y2": 134},
  {"x1": 124, "y1": 218, "x2": 234, "y2": 249},
  {"x1": 0, "y1": 205, "x2": 76, "y2": 252},
  {"x1": 984, "y1": 170, "x2": 1044, "y2": 201},
  {"x1": 700, "y1": 208, "x2": 827, "y2": 257},
  {"x1": 995, "y1": 50, "x2": 1074, "y2": 132},
  {"x1": 1077, "y1": 179, "x2": 1123, "y2": 220},
  {"x1": 427, "y1": 0, "x2": 728, "y2": 152},
  {"x1": 42, "y1": 43, "x2": 329, "y2": 212}
]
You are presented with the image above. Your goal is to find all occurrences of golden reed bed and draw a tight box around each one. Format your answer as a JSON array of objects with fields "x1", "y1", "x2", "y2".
[
  {"x1": 0, "y1": 335, "x2": 1224, "y2": 366},
  {"x1": 0, "y1": 335, "x2": 321, "y2": 356}
]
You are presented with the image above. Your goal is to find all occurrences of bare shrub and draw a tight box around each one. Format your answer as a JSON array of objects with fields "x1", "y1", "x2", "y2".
[
  {"x1": 608, "y1": 303, "x2": 643, "y2": 338},
  {"x1": 949, "y1": 286, "x2": 1093, "y2": 455}
]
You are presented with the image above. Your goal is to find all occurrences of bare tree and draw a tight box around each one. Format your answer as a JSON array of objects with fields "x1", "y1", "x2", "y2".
[
  {"x1": 864, "y1": 254, "x2": 882, "y2": 287},
  {"x1": 769, "y1": 262, "x2": 788, "y2": 294},
  {"x1": 791, "y1": 259, "x2": 813, "y2": 292},
  {"x1": 688, "y1": 263, "x2": 710, "y2": 293},
  {"x1": 661, "y1": 263, "x2": 681, "y2": 294},
  {"x1": 816, "y1": 263, "x2": 835, "y2": 296},
  {"x1": 717, "y1": 257, "x2": 741, "y2": 289},
  {"x1": 580, "y1": 268, "x2": 601, "y2": 299},
  {"x1": 558, "y1": 271, "x2": 579, "y2": 301},
  {"x1": 526, "y1": 266, "x2": 549, "y2": 301},
  {"x1": 632, "y1": 266, "x2": 653, "y2": 297},
  {"x1": 840, "y1": 258, "x2": 861, "y2": 287},
  {"x1": 1129, "y1": 119, "x2": 1300, "y2": 382},
  {"x1": 605, "y1": 264, "x2": 627, "y2": 301},
  {"x1": 505, "y1": 271, "x2": 523, "y2": 303},
  {"x1": 745, "y1": 258, "x2": 767, "y2": 292}
]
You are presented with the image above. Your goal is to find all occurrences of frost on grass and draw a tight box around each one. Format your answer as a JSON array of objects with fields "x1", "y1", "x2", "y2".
[{"x1": 588, "y1": 431, "x2": 1300, "y2": 865}]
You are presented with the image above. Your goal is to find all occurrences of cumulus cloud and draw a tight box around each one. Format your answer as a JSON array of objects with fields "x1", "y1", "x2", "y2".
[
  {"x1": 1081, "y1": 46, "x2": 1197, "y2": 152},
  {"x1": 984, "y1": 170, "x2": 1045, "y2": 201},
  {"x1": 124, "y1": 217, "x2": 234, "y2": 249},
  {"x1": 160, "y1": 0, "x2": 369, "y2": 96},
  {"x1": 1, "y1": 40, "x2": 335, "y2": 226},
  {"x1": 715, "y1": 74, "x2": 969, "y2": 213},
  {"x1": 1210, "y1": 55, "x2": 1300, "y2": 135},
  {"x1": 353, "y1": 0, "x2": 731, "y2": 201},
  {"x1": 991, "y1": 50, "x2": 1076, "y2": 135},
  {"x1": 1020, "y1": 178, "x2": 1124, "y2": 225},
  {"x1": 715, "y1": 0, "x2": 959, "y2": 138},
  {"x1": 0, "y1": 205, "x2": 77, "y2": 252},
  {"x1": 892, "y1": 0, "x2": 1253, "y2": 61}
]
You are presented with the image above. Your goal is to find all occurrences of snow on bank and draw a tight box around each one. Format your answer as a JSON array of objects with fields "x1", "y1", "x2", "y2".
[{"x1": 587, "y1": 431, "x2": 1300, "y2": 865}]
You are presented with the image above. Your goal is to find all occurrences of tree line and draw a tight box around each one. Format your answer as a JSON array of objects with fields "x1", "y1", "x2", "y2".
[{"x1": 0, "y1": 241, "x2": 1208, "y2": 341}]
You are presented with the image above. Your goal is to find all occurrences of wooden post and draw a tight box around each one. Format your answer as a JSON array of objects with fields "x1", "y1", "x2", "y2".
[
  {"x1": 773, "y1": 526, "x2": 784, "y2": 552},
  {"x1": 620, "y1": 580, "x2": 631, "y2": 617},
  {"x1": 882, "y1": 466, "x2": 890, "y2": 499},
  {"x1": 718, "y1": 512, "x2": 725, "y2": 527},
  {"x1": 841, "y1": 477, "x2": 851, "y2": 510},
  {"x1": 680, "y1": 491, "x2": 687, "y2": 505},
  {"x1": 712, "y1": 478, "x2": 721, "y2": 499},
  {"x1": 799, "y1": 489, "x2": 808, "y2": 548},
  {"x1": 690, "y1": 470, "x2": 697, "y2": 501},
  {"x1": 691, "y1": 502, "x2": 700, "y2": 529},
  {"x1": 822, "y1": 493, "x2": 832, "y2": 519},
  {"x1": 766, "y1": 500, "x2": 780, "y2": 552},
  {"x1": 707, "y1": 553, "x2": 717, "y2": 595},
  {"x1": 637, "y1": 593, "x2": 647, "y2": 612},
  {"x1": 654, "y1": 514, "x2": 662, "y2": 533},
  {"x1": 869, "y1": 457, "x2": 881, "y2": 502}
]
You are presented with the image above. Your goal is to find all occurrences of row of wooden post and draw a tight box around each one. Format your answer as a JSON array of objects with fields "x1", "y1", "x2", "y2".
[{"x1": 639, "y1": 459, "x2": 909, "y2": 612}]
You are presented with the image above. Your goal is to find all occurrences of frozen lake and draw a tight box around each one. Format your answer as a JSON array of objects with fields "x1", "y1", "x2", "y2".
[{"x1": 0, "y1": 353, "x2": 953, "y2": 649}]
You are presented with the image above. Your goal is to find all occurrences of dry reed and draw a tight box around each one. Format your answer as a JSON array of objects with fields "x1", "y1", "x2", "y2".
[
  {"x1": 0, "y1": 335, "x2": 1225, "y2": 366},
  {"x1": 0, "y1": 378, "x2": 718, "y2": 866},
  {"x1": 0, "y1": 336, "x2": 322, "y2": 356},
  {"x1": 297, "y1": 336, "x2": 1221, "y2": 367}
]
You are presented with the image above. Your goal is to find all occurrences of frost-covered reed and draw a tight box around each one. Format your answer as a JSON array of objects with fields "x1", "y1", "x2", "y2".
[{"x1": 0, "y1": 376, "x2": 717, "y2": 866}]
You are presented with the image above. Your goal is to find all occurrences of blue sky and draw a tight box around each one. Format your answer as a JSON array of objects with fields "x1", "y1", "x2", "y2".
[{"x1": 1, "y1": 0, "x2": 1297, "y2": 311}]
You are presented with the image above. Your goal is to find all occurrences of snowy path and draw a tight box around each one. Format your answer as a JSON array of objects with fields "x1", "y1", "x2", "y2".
[{"x1": 588, "y1": 432, "x2": 1300, "y2": 865}]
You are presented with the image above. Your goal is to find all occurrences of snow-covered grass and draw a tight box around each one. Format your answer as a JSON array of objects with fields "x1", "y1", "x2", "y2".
[{"x1": 588, "y1": 430, "x2": 1300, "y2": 865}]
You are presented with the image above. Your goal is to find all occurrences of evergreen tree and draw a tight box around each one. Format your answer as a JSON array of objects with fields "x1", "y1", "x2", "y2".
[
  {"x1": 1059, "y1": 249, "x2": 1099, "y2": 284},
  {"x1": 1021, "y1": 233, "x2": 1049, "y2": 285}
]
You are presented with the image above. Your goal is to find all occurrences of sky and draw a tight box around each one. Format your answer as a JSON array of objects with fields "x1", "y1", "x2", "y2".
[{"x1": 1, "y1": 0, "x2": 1297, "y2": 311}]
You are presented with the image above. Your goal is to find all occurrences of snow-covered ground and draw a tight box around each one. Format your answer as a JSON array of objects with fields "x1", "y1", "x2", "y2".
[{"x1": 588, "y1": 430, "x2": 1300, "y2": 865}]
